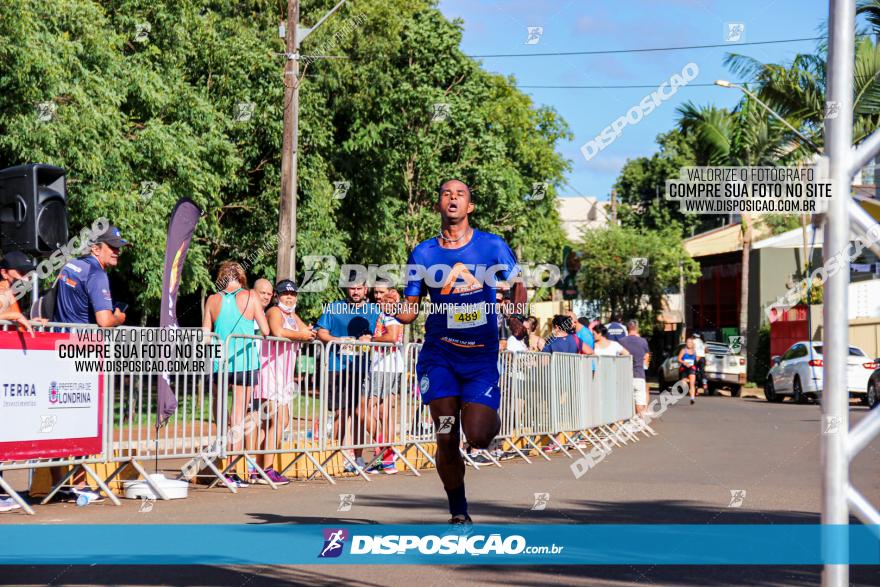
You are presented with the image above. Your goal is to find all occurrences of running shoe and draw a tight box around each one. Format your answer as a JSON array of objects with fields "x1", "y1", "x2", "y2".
[
  {"x1": 263, "y1": 467, "x2": 291, "y2": 485},
  {"x1": 225, "y1": 474, "x2": 248, "y2": 488},
  {"x1": 542, "y1": 444, "x2": 561, "y2": 453},
  {"x1": 471, "y1": 453, "x2": 493, "y2": 465},
  {"x1": 448, "y1": 513, "x2": 473, "y2": 526},
  {"x1": 368, "y1": 462, "x2": 398, "y2": 475},
  {"x1": 0, "y1": 497, "x2": 22, "y2": 512},
  {"x1": 344, "y1": 457, "x2": 366, "y2": 473}
]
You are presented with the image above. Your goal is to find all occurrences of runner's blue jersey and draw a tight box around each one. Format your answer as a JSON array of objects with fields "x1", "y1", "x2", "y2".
[{"x1": 404, "y1": 229, "x2": 519, "y2": 354}]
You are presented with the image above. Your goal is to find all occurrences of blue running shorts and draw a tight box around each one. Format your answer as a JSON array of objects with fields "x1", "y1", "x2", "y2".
[{"x1": 415, "y1": 343, "x2": 501, "y2": 410}]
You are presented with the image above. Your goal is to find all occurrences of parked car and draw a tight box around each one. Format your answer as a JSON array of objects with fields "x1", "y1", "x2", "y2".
[
  {"x1": 657, "y1": 342, "x2": 747, "y2": 397},
  {"x1": 865, "y1": 366, "x2": 880, "y2": 409},
  {"x1": 765, "y1": 341, "x2": 877, "y2": 404}
]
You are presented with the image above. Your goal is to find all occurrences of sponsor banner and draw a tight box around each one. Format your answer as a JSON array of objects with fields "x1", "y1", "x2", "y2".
[
  {"x1": 0, "y1": 331, "x2": 103, "y2": 459},
  {"x1": 0, "y1": 525, "x2": 877, "y2": 565}
]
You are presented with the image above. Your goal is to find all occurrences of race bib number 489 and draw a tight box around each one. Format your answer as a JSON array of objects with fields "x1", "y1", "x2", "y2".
[{"x1": 446, "y1": 304, "x2": 488, "y2": 329}]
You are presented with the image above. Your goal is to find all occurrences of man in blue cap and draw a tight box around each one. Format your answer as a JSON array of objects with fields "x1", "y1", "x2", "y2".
[{"x1": 54, "y1": 224, "x2": 130, "y2": 327}]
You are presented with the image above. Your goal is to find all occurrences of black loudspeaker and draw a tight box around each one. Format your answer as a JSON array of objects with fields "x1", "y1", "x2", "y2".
[{"x1": 0, "y1": 163, "x2": 69, "y2": 254}]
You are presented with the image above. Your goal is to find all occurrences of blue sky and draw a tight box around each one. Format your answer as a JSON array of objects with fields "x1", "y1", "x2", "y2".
[{"x1": 438, "y1": 0, "x2": 829, "y2": 200}]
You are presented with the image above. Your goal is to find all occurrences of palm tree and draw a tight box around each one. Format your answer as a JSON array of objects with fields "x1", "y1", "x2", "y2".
[{"x1": 676, "y1": 100, "x2": 792, "y2": 342}]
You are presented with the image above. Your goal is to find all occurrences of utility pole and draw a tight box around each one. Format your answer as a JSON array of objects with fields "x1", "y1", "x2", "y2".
[
  {"x1": 277, "y1": 0, "x2": 299, "y2": 281},
  {"x1": 275, "y1": 0, "x2": 348, "y2": 281}
]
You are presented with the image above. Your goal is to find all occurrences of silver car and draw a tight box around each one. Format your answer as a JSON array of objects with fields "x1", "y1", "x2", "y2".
[{"x1": 657, "y1": 342, "x2": 747, "y2": 397}]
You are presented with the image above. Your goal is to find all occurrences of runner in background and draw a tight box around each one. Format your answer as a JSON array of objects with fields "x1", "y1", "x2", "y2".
[{"x1": 678, "y1": 336, "x2": 698, "y2": 405}]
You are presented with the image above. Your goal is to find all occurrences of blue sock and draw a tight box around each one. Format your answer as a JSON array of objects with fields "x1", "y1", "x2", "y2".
[{"x1": 445, "y1": 484, "x2": 468, "y2": 517}]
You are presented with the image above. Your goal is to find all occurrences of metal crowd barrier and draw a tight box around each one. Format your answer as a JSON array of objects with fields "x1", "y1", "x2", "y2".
[
  {"x1": 105, "y1": 327, "x2": 225, "y2": 499},
  {"x1": 0, "y1": 321, "x2": 119, "y2": 513},
  {"x1": 2, "y1": 320, "x2": 649, "y2": 513}
]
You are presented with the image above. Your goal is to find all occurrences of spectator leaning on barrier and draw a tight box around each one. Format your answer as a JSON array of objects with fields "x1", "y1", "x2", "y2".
[
  {"x1": 619, "y1": 320, "x2": 651, "y2": 417},
  {"x1": 605, "y1": 313, "x2": 627, "y2": 342},
  {"x1": 253, "y1": 278, "x2": 274, "y2": 313},
  {"x1": 47, "y1": 226, "x2": 130, "y2": 503},
  {"x1": 0, "y1": 251, "x2": 39, "y2": 333},
  {"x1": 542, "y1": 315, "x2": 579, "y2": 354},
  {"x1": 54, "y1": 225, "x2": 130, "y2": 327},
  {"x1": 249, "y1": 279, "x2": 316, "y2": 485},
  {"x1": 592, "y1": 324, "x2": 630, "y2": 357},
  {"x1": 362, "y1": 282, "x2": 404, "y2": 475},
  {"x1": 505, "y1": 314, "x2": 529, "y2": 353},
  {"x1": 523, "y1": 316, "x2": 545, "y2": 352},
  {"x1": 316, "y1": 279, "x2": 381, "y2": 473},
  {"x1": 567, "y1": 310, "x2": 594, "y2": 355},
  {"x1": 203, "y1": 261, "x2": 270, "y2": 488}
]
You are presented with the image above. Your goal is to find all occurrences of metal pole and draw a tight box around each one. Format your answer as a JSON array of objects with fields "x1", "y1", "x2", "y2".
[
  {"x1": 823, "y1": 1, "x2": 855, "y2": 585},
  {"x1": 276, "y1": 0, "x2": 300, "y2": 281}
]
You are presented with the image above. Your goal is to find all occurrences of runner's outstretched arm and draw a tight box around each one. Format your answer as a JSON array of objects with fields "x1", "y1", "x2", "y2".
[{"x1": 394, "y1": 295, "x2": 421, "y2": 324}]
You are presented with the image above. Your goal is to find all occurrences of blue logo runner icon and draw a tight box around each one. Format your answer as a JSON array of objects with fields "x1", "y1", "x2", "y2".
[{"x1": 319, "y1": 528, "x2": 348, "y2": 558}]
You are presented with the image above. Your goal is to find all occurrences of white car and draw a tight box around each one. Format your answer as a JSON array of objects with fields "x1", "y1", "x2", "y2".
[
  {"x1": 765, "y1": 341, "x2": 877, "y2": 403},
  {"x1": 657, "y1": 342, "x2": 747, "y2": 397}
]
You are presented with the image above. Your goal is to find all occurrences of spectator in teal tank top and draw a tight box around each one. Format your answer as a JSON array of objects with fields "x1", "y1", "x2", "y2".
[{"x1": 203, "y1": 261, "x2": 270, "y2": 487}]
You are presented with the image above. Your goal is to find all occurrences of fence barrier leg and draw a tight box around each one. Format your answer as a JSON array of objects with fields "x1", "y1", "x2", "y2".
[
  {"x1": 506, "y1": 437, "x2": 532, "y2": 463},
  {"x1": 412, "y1": 442, "x2": 437, "y2": 467},
  {"x1": 391, "y1": 446, "x2": 420, "y2": 476},
  {"x1": 40, "y1": 464, "x2": 77, "y2": 505},
  {"x1": 339, "y1": 451, "x2": 371, "y2": 482},
  {"x1": 203, "y1": 457, "x2": 238, "y2": 494},
  {"x1": 303, "y1": 451, "x2": 337, "y2": 484},
  {"x1": 278, "y1": 453, "x2": 306, "y2": 477},
  {"x1": 560, "y1": 431, "x2": 588, "y2": 458},
  {"x1": 130, "y1": 460, "x2": 172, "y2": 500},
  {"x1": 307, "y1": 451, "x2": 338, "y2": 482},
  {"x1": 461, "y1": 448, "x2": 481, "y2": 469},
  {"x1": 0, "y1": 473, "x2": 35, "y2": 515},
  {"x1": 103, "y1": 461, "x2": 131, "y2": 489},
  {"x1": 523, "y1": 436, "x2": 551, "y2": 461},
  {"x1": 81, "y1": 463, "x2": 121, "y2": 505},
  {"x1": 244, "y1": 454, "x2": 277, "y2": 489},
  {"x1": 612, "y1": 422, "x2": 639, "y2": 442},
  {"x1": 586, "y1": 429, "x2": 613, "y2": 453},
  {"x1": 602, "y1": 424, "x2": 626, "y2": 446},
  {"x1": 550, "y1": 435, "x2": 574, "y2": 458}
]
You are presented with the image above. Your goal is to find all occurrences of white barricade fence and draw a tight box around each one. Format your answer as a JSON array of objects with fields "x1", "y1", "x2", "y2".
[
  {"x1": 312, "y1": 339, "x2": 418, "y2": 481},
  {"x1": 216, "y1": 335, "x2": 328, "y2": 487},
  {"x1": 399, "y1": 343, "x2": 437, "y2": 468},
  {"x1": 104, "y1": 327, "x2": 227, "y2": 498},
  {"x1": 0, "y1": 320, "x2": 118, "y2": 513},
  {"x1": 497, "y1": 351, "x2": 554, "y2": 463},
  {"x1": 1, "y1": 321, "x2": 648, "y2": 511}
]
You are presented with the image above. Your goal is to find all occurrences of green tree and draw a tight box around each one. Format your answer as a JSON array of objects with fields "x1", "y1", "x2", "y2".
[
  {"x1": 615, "y1": 129, "x2": 727, "y2": 238},
  {"x1": 574, "y1": 226, "x2": 700, "y2": 328},
  {"x1": 0, "y1": 0, "x2": 571, "y2": 324}
]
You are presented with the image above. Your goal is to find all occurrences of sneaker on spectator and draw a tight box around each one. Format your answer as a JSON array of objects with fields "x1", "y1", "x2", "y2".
[
  {"x1": 263, "y1": 467, "x2": 290, "y2": 485},
  {"x1": 0, "y1": 497, "x2": 22, "y2": 513},
  {"x1": 225, "y1": 474, "x2": 248, "y2": 488},
  {"x1": 471, "y1": 452, "x2": 493, "y2": 465},
  {"x1": 542, "y1": 444, "x2": 561, "y2": 453},
  {"x1": 344, "y1": 457, "x2": 366, "y2": 474}
]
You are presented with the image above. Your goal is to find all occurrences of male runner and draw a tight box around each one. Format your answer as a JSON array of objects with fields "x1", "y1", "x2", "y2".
[{"x1": 395, "y1": 179, "x2": 524, "y2": 525}]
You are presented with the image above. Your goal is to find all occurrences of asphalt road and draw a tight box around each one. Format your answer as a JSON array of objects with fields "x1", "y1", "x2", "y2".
[{"x1": 3, "y1": 390, "x2": 879, "y2": 586}]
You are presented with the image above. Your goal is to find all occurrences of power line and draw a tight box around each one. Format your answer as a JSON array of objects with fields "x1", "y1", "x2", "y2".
[
  {"x1": 517, "y1": 82, "x2": 751, "y2": 89},
  {"x1": 466, "y1": 36, "x2": 825, "y2": 58}
]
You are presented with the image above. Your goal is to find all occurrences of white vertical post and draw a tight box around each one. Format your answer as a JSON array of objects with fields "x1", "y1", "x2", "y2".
[{"x1": 823, "y1": 1, "x2": 855, "y2": 585}]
